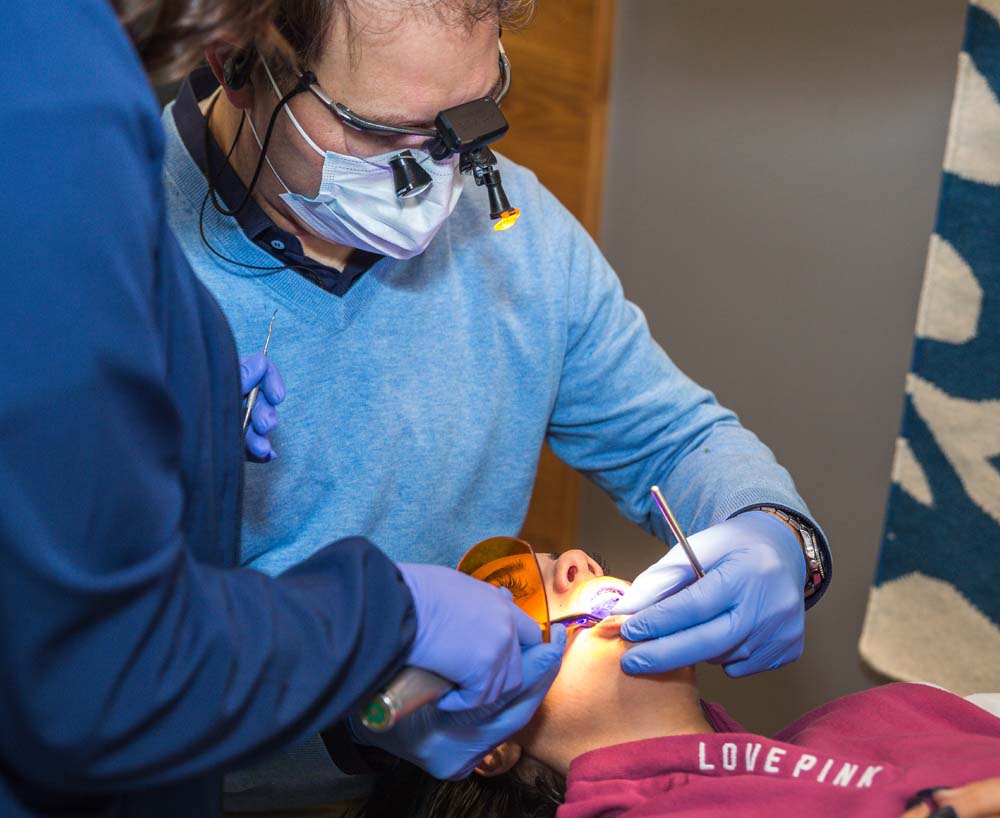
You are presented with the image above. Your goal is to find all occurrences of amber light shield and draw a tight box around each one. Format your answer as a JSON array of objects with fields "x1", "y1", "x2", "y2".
[{"x1": 457, "y1": 536, "x2": 551, "y2": 642}]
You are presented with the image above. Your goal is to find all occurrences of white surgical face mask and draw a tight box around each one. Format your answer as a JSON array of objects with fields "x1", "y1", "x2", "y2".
[{"x1": 248, "y1": 61, "x2": 464, "y2": 260}]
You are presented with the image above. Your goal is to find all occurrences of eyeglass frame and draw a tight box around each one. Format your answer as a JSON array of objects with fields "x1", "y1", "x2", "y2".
[{"x1": 296, "y1": 40, "x2": 512, "y2": 141}]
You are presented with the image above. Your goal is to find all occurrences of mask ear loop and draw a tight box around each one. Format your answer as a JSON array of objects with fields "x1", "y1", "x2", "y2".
[
  {"x1": 244, "y1": 109, "x2": 293, "y2": 194},
  {"x1": 205, "y1": 68, "x2": 317, "y2": 218},
  {"x1": 198, "y1": 71, "x2": 319, "y2": 275},
  {"x1": 260, "y1": 57, "x2": 326, "y2": 159},
  {"x1": 198, "y1": 73, "x2": 316, "y2": 275}
]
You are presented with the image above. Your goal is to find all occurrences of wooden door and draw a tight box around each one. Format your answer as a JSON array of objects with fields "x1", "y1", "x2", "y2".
[{"x1": 497, "y1": 0, "x2": 617, "y2": 552}]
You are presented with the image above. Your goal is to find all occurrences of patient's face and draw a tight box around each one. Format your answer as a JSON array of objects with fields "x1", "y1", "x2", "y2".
[
  {"x1": 488, "y1": 550, "x2": 699, "y2": 777},
  {"x1": 533, "y1": 550, "x2": 639, "y2": 717},
  {"x1": 536, "y1": 550, "x2": 629, "y2": 621}
]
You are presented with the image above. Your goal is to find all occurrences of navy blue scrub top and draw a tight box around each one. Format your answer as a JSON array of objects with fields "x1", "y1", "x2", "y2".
[{"x1": 0, "y1": 4, "x2": 415, "y2": 816}]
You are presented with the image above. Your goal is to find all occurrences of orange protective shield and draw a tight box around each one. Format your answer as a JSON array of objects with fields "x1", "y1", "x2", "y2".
[{"x1": 457, "y1": 537, "x2": 551, "y2": 642}]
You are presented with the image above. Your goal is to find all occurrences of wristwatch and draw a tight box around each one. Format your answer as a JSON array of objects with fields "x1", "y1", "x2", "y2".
[{"x1": 756, "y1": 506, "x2": 826, "y2": 601}]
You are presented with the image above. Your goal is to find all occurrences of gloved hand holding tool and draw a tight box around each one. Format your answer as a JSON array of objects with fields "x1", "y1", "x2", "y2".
[
  {"x1": 353, "y1": 541, "x2": 567, "y2": 779},
  {"x1": 353, "y1": 601, "x2": 566, "y2": 780},
  {"x1": 614, "y1": 492, "x2": 807, "y2": 678},
  {"x1": 239, "y1": 308, "x2": 284, "y2": 461},
  {"x1": 240, "y1": 351, "x2": 284, "y2": 460},
  {"x1": 396, "y1": 562, "x2": 560, "y2": 712}
]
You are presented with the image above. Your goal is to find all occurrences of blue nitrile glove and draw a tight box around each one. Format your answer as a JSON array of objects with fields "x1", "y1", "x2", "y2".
[
  {"x1": 614, "y1": 510, "x2": 806, "y2": 677},
  {"x1": 397, "y1": 563, "x2": 557, "y2": 711},
  {"x1": 352, "y1": 624, "x2": 567, "y2": 780},
  {"x1": 239, "y1": 352, "x2": 285, "y2": 461}
]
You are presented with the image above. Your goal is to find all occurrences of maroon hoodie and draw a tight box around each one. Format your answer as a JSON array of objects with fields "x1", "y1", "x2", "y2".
[{"x1": 561, "y1": 684, "x2": 1000, "y2": 818}]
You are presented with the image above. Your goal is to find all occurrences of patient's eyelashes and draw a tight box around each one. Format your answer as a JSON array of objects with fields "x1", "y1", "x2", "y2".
[{"x1": 494, "y1": 573, "x2": 531, "y2": 600}]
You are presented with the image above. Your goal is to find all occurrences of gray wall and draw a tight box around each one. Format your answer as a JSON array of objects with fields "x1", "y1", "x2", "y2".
[{"x1": 579, "y1": 0, "x2": 969, "y2": 734}]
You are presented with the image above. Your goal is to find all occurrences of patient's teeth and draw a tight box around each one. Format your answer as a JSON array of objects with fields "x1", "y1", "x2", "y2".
[{"x1": 588, "y1": 586, "x2": 625, "y2": 619}]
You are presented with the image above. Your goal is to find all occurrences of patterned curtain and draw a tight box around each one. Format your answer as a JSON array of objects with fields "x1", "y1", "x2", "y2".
[{"x1": 859, "y1": 0, "x2": 1000, "y2": 694}]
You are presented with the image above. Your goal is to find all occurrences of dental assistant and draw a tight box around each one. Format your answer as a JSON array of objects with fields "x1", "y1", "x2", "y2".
[
  {"x1": 161, "y1": 0, "x2": 832, "y2": 810},
  {"x1": 0, "y1": 3, "x2": 564, "y2": 817}
]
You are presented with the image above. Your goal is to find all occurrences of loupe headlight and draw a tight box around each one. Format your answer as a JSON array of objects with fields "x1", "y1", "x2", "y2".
[{"x1": 426, "y1": 99, "x2": 520, "y2": 231}]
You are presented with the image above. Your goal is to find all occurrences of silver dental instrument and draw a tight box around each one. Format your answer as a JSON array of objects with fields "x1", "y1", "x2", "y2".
[
  {"x1": 650, "y1": 485, "x2": 706, "y2": 579},
  {"x1": 360, "y1": 667, "x2": 453, "y2": 733},
  {"x1": 242, "y1": 309, "x2": 277, "y2": 436}
]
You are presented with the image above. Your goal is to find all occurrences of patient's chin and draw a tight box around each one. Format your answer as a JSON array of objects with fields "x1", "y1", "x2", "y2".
[
  {"x1": 562, "y1": 618, "x2": 633, "y2": 668},
  {"x1": 571, "y1": 617, "x2": 697, "y2": 687}
]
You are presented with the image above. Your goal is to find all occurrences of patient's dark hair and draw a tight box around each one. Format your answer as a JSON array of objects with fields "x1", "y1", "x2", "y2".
[{"x1": 364, "y1": 757, "x2": 565, "y2": 818}]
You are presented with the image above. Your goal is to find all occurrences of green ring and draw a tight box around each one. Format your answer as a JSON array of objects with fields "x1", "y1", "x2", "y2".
[{"x1": 363, "y1": 700, "x2": 389, "y2": 728}]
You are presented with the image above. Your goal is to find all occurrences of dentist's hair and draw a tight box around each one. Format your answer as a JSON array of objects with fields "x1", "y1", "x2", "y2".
[
  {"x1": 272, "y1": 0, "x2": 536, "y2": 71},
  {"x1": 113, "y1": 0, "x2": 532, "y2": 86}
]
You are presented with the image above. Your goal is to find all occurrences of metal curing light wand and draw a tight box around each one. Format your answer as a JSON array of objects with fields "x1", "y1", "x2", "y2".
[
  {"x1": 360, "y1": 667, "x2": 453, "y2": 733},
  {"x1": 242, "y1": 309, "x2": 277, "y2": 436},
  {"x1": 650, "y1": 485, "x2": 706, "y2": 579}
]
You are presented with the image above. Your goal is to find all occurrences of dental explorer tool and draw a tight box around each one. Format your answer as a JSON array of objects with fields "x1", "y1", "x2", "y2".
[
  {"x1": 650, "y1": 485, "x2": 705, "y2": 579},
  {"x1": 241, "y1": 309, "x2": 277, "y2": 436}
]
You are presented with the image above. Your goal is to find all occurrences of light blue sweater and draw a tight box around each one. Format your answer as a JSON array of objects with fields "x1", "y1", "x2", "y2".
[
  {"x1": 162, "y1": 101, "x2": 820, "y2": 808},
  {"x1": 163, "y1": 112, "x2": 814, "y2": 573}
]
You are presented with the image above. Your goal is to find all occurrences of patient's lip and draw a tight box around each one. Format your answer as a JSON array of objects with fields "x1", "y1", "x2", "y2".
[{"x1": 595, "y1": 614, "x2": 629, "y2": 639}]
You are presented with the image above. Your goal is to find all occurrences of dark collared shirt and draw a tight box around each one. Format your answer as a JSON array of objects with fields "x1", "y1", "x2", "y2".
[
  {"x1": 172, "y1": 66, "x2": 381, "y2": 297},
  {"x1": 2, "y1": 6, "x2": 416, "y2": 816}
]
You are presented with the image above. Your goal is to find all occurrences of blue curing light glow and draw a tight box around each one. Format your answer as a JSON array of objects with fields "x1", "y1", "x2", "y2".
[{"x1": 587, "y1": 587, "x2": 624, "y2": 620}]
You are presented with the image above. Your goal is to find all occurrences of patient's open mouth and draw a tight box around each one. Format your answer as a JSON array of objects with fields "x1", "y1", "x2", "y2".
[
  {"x1": 572, "y1": 576, "x2": 629, "y2": 618},
  {"x1": 587, "y1": 585, "x2": 625, "y2": 619},
  {"x1": 555, "y1": 577, "x2": 631, "y2": 631}
]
